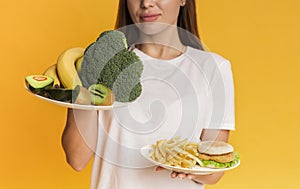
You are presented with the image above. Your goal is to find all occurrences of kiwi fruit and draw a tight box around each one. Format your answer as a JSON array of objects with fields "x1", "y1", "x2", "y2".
[{"x1": 88, "y1": 84, "x2": 115, "y2": 106}]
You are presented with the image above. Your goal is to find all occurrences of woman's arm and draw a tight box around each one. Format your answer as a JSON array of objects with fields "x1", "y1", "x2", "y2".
[
  {"x1": 166, "y1": 129, "x2": 230, "y2": 185},
  {"x1": 61, "y1": 108, "x2": 98, "y2": 171}
]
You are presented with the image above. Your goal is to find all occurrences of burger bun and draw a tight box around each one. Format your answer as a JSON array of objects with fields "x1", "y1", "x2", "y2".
[{"x1": 198, "y1": 141, "x2": 234, "y2": 155}]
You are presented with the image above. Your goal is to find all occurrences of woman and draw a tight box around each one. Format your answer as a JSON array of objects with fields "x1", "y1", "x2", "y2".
[{"x1": 62, "y1": 0, "x2": 235, "y2": 188}]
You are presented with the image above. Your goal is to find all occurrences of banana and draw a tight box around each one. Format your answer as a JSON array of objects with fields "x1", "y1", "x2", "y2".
[
  {"x1": 56, "y1": 47, "x2": 85, "y2": 89},
  {"x1": 75, "y1": 55, "x2": 84, "y2": 74},
  {"x1": 43, "y1": 64, "x2": 61, "y2": 88}
]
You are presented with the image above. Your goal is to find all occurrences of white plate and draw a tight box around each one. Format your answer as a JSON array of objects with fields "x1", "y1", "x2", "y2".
[
  {"x1": 140, "y1": 145, "x2": 240, "y2": 175},
  {"x1": 25, "y1": 85, "x2": 130, "y2": 110}
]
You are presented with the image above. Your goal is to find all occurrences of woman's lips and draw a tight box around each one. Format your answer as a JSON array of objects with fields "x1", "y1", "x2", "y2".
[{"x1": 140, "y1": 14, "x2": 160, "y2": 22}]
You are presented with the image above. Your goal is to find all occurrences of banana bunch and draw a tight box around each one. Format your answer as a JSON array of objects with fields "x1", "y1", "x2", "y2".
[
  {"x1": 56, "y1": 47, "x2": 85, "y2": 89},
  {"x1": 42, "y1": 47, "x2": 84, "y2": 89}
]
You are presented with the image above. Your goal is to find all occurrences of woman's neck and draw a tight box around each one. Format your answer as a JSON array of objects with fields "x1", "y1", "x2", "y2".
[
  {"x1": 136, "y1": 26, "x2": 186, "y2": 60},
  {"x1": 135, "y1": 43, "x2": 186, "y2": 60}
]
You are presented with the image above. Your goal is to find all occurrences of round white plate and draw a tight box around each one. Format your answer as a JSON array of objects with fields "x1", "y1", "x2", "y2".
[
  {"x1": 25, "y1": 85, "x2": 130, "y2": 110},
  {"x1": 140, "y1": 145, "x2": 240, "y2": 175}
]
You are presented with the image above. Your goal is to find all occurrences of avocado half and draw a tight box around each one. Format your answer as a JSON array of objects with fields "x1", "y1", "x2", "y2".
[{"x1": 25, "y1": 75, "x2": 53, "y2": 94}]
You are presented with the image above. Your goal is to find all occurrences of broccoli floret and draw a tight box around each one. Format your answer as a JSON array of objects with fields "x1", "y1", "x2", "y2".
[
  {"x1": 79, "y1": 30, "x2": 143, "y2": 102},
  {"x1": 99, "y1": 30, "x2": 128, "y2": 50}
]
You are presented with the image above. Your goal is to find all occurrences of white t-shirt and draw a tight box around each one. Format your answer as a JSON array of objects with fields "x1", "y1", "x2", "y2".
[{"x1": 90, "y1": 46, "x2": 235, "y2": 189}]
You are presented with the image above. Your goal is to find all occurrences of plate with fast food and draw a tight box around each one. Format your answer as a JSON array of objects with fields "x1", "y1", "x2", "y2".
[{"x1": 140, "y1": 137, "x2": 240, "y2": 175}]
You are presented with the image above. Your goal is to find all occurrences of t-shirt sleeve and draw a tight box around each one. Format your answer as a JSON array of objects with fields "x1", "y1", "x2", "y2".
[{"x1": 203, "y1": 60, "x2": 235, "y2": 130}]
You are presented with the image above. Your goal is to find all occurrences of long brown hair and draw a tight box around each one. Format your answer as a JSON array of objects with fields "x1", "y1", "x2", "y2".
[{"x1": 115, "y1": 0, "x2": 203, "y2": 50}]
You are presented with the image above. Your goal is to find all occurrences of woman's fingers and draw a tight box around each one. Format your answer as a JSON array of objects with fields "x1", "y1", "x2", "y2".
[
  {"x1": 187, "y1": 174, "x2": 195, "y2": 179},
  {"x1": 155, "y1": 166, "x2": 166, "y2": 172},
  {"x1": 171, "y1": 171, "x2": 189, "y2": 179},
  {"x1": 171, "y1": 171, "x2": 178, "y2": 178},
  {"x1": 155, "y1": 168, "x2": 196, "y2": 180},
  {"x1": 177, "y1": 173, "x2": 187, "y2": 179},
  {"x1": 171, "y1": 171, "x2": 197, "y2": 180}
]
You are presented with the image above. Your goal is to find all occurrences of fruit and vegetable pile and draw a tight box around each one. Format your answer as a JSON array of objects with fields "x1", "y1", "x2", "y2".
[{"x1": 25, "y1": 30, "x2": 143, "y2": 106}]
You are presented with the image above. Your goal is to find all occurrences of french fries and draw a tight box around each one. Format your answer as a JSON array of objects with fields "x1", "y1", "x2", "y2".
[{"x1": 149, "y1": 137, "x2": 203, "y2": 168}]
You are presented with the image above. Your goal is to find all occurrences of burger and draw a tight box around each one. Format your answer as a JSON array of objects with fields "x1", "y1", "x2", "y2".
[{"x1": 197, "y1": 141, "x2": 240, "y2": 168}]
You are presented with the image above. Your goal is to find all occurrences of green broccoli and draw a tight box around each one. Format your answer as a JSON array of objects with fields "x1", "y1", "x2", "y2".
[{"x1": 79, "y1": 30, "x2": 143, "y2": 102}]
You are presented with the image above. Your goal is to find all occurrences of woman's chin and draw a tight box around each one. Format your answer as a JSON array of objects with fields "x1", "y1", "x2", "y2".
[{"x1": 136, "y1": 22, "x2": 176, "y2": 36}]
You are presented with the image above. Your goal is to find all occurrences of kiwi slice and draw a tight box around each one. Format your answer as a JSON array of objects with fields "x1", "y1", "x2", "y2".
[{"x1": 88, "y1": 84, "x2": 114, "y2": 106}]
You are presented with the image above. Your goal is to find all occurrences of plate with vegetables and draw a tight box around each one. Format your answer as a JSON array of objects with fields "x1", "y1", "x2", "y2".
[
  {"x1": 24, "y1": 78, "x2": 128, "y2": 110},
  {"x1": 140, "y1": 137, "x2": 240, "y2": 175},
  {"x1": 25, "y1": 30, "x2": 143, "y2": 110}
]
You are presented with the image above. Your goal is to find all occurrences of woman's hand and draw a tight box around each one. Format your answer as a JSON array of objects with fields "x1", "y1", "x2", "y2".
[
  {"x1": 155, "y1": 166, "x2": 225, "y2": 185},
  {"x1": 156, "y1": 167, "x2": 193, "y2": 179},
  {"x1": 155, "y1": 167, "x2": 200, "y2": 183}
]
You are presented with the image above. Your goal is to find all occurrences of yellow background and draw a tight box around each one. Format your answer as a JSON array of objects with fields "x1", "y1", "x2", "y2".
[{"x1": 1, "y1": 0, "x2": 299, "y2": 188}]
